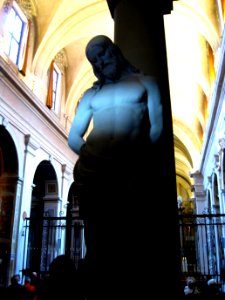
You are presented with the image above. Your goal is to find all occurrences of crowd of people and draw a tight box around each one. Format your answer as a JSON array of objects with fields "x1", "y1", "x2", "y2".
[
  {"x1": 183, "y1": 276, "x2": 225, "y2": 299},
  {"x1": 3, "y1": 271, "x2": 38, "y2": 300},
  {"x1": 2, "y1": 255, "x2": 86, "y2": 300},
  {"x1": 4, "y1": 265, "x2": 225, "y2": 300}
]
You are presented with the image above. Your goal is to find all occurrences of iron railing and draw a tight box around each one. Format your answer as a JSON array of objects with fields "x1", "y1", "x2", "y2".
[
  {"x1": 23, "y1": 216, "x2": 85, "y2": 277},
  {"x1": 179, "y1": 213, "x2": 225, "y2": 286},
  {"x1": 22, "y1": 213, "x2": 225, "y2": 286}
]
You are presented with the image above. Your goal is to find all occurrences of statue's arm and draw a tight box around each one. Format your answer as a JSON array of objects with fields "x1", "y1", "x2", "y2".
[
  {"x1": 142, "y1": 76, "x2": 163, "y2": 143},
  {"x1": 68, "y1": 91, "x2": 93, "y2": 155}
]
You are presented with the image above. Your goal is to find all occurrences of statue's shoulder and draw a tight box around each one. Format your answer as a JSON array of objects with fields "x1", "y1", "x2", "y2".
[
  {"x1": 83, "y1": 87, "x2": 96, "y2": 96},
  {"x1": 80, "y1": 87, "x2": 96, "y2": 101},
  {"x1": 136, "y1": 73, "x2": 158, "y2": 85},
  {"x1": 76, "y1": 87, "x2": 97, "y2": 111},
  {"x1": 134, "y1": 74, "x2": 159, "y2": 94}
]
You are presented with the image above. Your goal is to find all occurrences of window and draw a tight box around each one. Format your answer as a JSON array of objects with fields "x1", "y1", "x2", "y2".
[
  {"x1": 46, "y1": 61, "x2": 61, "y2": 112},
  {"x1": 221, "y1": 0, "x2": 225, "y2": 21},
  {"x1": 52, "y1": 63, "x2": 61, "y2": 112},
  {"x1": 3, "y1": 1, "x2": 28, "y2": 70}
]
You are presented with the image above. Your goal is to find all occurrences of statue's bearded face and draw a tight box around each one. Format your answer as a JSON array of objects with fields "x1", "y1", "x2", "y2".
[{"x1": 87, "y1": 42, "x2": 121, "y2": 82}]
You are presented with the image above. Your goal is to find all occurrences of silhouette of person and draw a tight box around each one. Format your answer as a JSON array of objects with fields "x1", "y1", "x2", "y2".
[
  {"x1": 4, "y1": 274, "x2": 26, "y2": 300},
  {"x1": 204, "y1": 278, "x2": 225, "y2": 300},
  {"x1": 183, "y1": 276, "x2": 202, "y2": 298},
  {"x1": 23, "y1": 275, "x2": 37, "y2": 300},
  {"x1": 37, "y1": 255, "x2": 77, "y2": 300},
  {"x1": 68, "y1": 35, "x2": 163, "y2": 299}
]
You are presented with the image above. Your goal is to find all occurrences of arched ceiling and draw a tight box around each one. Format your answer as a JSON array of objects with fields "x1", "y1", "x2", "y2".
[
  {"x1": 29, "y1": 0, "x2": 114, "y2": 118},
  {"x1": 6, "y1": 0, "x2": 221, "y2": 197},
  {"x1": 163, "y1": 0, "x2": 221, "y2": 195}
]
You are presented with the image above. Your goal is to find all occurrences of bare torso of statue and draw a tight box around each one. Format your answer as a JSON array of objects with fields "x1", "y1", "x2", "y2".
[{"x1": 85, "y1": 74, "x2": 151, "y2": 157}]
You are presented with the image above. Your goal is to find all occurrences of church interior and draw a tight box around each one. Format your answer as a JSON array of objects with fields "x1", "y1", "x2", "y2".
[{"x1": 1, "y1": 0, "x2": 225, "y2": 297}]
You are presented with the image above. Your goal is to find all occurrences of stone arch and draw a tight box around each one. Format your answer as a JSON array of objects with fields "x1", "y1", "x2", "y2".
[{"x1": 0, "y1": 125, "x2": 19, "y2": 287}]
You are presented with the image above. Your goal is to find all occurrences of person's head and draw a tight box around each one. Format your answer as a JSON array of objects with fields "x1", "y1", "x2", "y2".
[
  {"x1": 11, "y1": 274, "x2": 20, "y2": 285},
  {"x1": 85, "y1": 35, "x2": 139, "y2": 87},
  {"x1": 49, "y1": 255, "x2": 75, "y2": 281},
  {"x1": 207, "y1": 278, "x2": 216, "y2": 286},
  {"x1": 186, "y1": 276, "x2": 196, "y2": 289},
  {"x1": 184, "y1": 276, "x2": 197, "y2": 295},
  {"x1": 207, "y1": 278, "x2": 219, "y2": 294}
]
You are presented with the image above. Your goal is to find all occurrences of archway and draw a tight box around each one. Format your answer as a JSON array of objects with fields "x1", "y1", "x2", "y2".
[
  {"x1": 26, "y1": 160, "x2": 58, "y2": 274},
  {"x1": 0, "y1": 125, "x2": 18, "y2": 287}
]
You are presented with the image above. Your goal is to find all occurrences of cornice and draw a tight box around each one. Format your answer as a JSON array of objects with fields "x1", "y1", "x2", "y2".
[{"x1": 0, "y1": 56, "x2": 68, "y2": 140}]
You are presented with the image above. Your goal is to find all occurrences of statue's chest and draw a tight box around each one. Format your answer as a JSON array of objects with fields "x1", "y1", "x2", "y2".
[{"x1": 91, "y1": 80, "x2": 145, "y2": 110}]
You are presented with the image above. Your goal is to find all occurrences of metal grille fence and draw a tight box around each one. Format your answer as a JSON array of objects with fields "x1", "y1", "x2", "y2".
[
  {"x1": 22, "y1": 213, "x2": 225, "y2": 286},
  {"x1": 23, "y1": 216, "x2": 85, "y2": 276},
  {"x1": 179, "y1": 213, "x2": 225, "y2": 286}
]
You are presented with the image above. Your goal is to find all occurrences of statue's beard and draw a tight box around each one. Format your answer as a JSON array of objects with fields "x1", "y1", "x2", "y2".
[{"x1": 101, "y1": 63, "x2": 120, "y2": 82}]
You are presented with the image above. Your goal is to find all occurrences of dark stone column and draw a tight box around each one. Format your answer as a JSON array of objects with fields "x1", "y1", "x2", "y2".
[{"x1": 107, "y1": 0, "x2": 182, "y2": 297}]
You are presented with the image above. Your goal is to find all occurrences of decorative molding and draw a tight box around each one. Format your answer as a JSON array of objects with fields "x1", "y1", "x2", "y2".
[
  {"x1": 48, "y1": 154, "x2": 53, "y2": 163},
  {"x1": 3, "y1": 0, "x2": 13, "y2": 12},
  {"x1": 24, "y1": 134, "x2": 39, "y2": 151},
  {"x1": 214, "y1": 154, "x2": 220, "y2": 171},
  {"x1": 55, "y1": 50, "x2": 68, "y2": 72},
  {"x1": 61, "y1": 164, "x2": 66, "y2": 174},
  {"x1": 219, "y1": 137, "x2": 225, "y2": 149},
  {"x1": 0, "y1": 115, "x2": 9, "y2": 128},
  {"x1": 18, "y1": 0, "x2": 32, "y2": 19},
  {"x1": 208, "y1": 175, "x2": 212, "y2": 183}
]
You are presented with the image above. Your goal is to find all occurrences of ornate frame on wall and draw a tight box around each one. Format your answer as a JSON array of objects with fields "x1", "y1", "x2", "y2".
[{"x1": 45, "y1": 181, "x2": 57, "y2": 195}]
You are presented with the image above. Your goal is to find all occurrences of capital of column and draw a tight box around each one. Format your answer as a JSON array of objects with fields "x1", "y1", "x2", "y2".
[
  {"x1": 106, "y1": 0, "x2": 173, "y2": 18},
  {"x1": 24, "y1": 134, "x2": 39, "y2": 156}
]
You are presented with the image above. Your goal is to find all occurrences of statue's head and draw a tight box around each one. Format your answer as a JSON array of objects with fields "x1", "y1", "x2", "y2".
[
  {"x1": 85, "y1": 35, "x2": 139, "y2": 87},
  {"x1": 86, "y1": 35, "x2": 113, "y2": 60}
]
